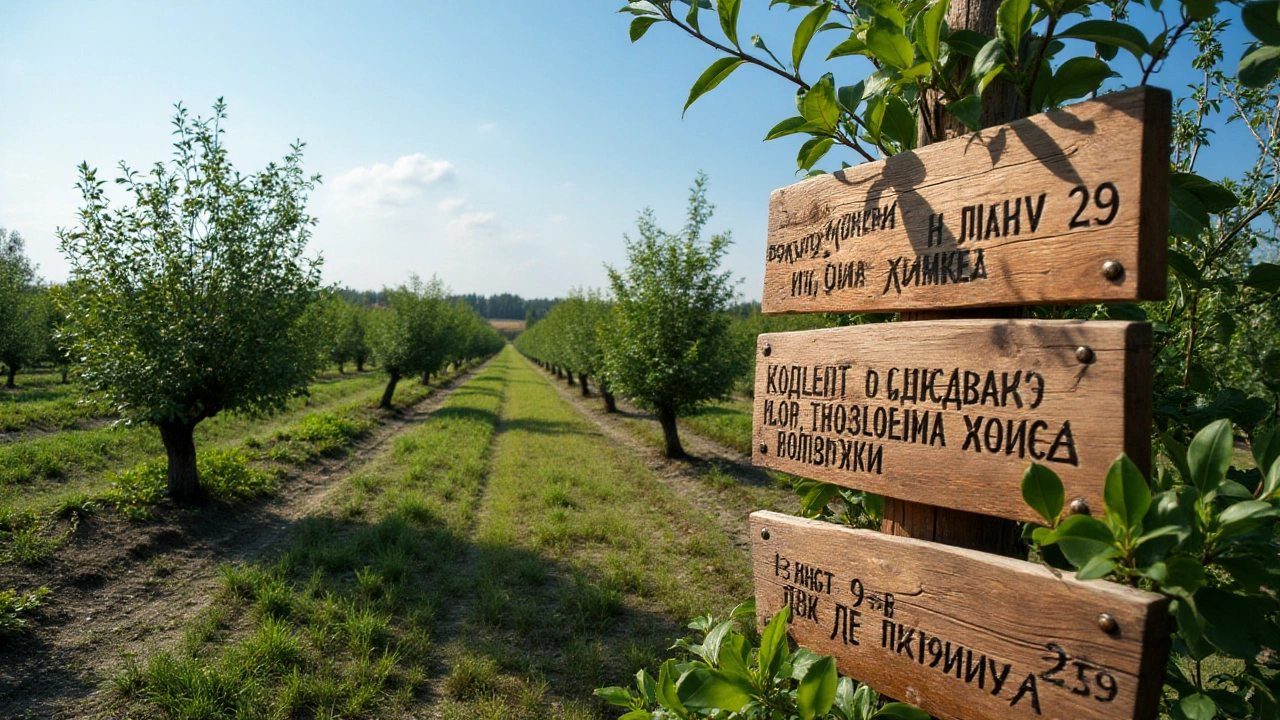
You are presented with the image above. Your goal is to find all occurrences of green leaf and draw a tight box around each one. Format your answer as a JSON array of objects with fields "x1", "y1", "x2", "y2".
[
  {"x1": 973, "y1": 37, "x2": 1006, "y2": 80},
  {"x1": 853, "y1": 684, "x2": 878, "y2": 720},
  {"x1": 837, "y1": 81, "x2": 866, "y2": 114},
  {"x1": 1254, "y1": 425, "x2": 1280, "y2": 483},
  {"x1": 1171, "y1": 172, "x2": 1241, "y2": 213},
  {"x1": 765, "y1": 116, "x2": 823, "y2": 141},
  {"x1": 637, "y1": 668, "x2": 658, "y2": 705},
  {"x1": 1180, "y1": 693, "x2": 1218, "y2": 720},
  {"x1": 832, "y1": 677, "x2": 858, "y2": 720},
  {"x1": 793, "y1": 3, "x2": 833, "y2": 71},
  {"x1": 1244, "y1": 262, "x2": 1280, "y2": 293},
  {"x1": 1022, "y1": 463, "x2": 1065, "y2": 525},
  {"x1": 867, "y1": 22, "x2": 916, "y2": 68},
  {"x1": 1159, "y1": 431, "x2": 1192, "y2": 485},
  {"x1": 1188, "y1": 419, "x2": 1233, "y2": 494},
  {"x1": 717, "y1": 633, "x2": 752, "y2": 679},
  {"x1": 684, "y1": 57, "x2": 745, "y2": 115},
  {"x1": 828, "y1": 35, "x2": 869, "y2": 59},
  {"x1": 947, "y1": 29, "x2": 992, "y2": 57},
  {"x1": 1103, "y1": 454, "x2": 1151, "y2": 535},
  {"x1": 919, "y1": 0, "x2": 949, "y2": 63},
  {"x1": 1075, "y1": 553, "x2": 1118, "y2": 579},
  {"x1": 757, "y1": 605, "x2": 790, "y2": 679},
  {"x1": 1215, "y1": 499, "x2": 1280, "y2": 539},
  {"x1": 1048, "y1": 57, "x2": 1116, "y2": 106},
  {"x1": 596, "y1": 686, "x2": 637, "y2": 708},
  {"x1": 1169, "y1": 186, "x2": 1210, "y2": 239},
  {"x1": 997, "y1": 0, "x2": 1031, "y2": 57},
  {"x1": 1167, "y1": 249, "x2": 1203, "y2": 283},
  {"x1": 872, "y1": 703, "x2": 931, "y2": 720},
  {"x1": 657, "y1": 660, "x2": 689, "y2": 719},
  {"x1": 686, "y1": 0, "x2": 702, "y2": 31},
  {"x1": 796, "y1": 655, "x2": 839, "y2": 720},
  {"x1": 1183, "y1": 0, "x2": 1219, "y2": 19},
  {"x1": 869, "y1": 0, "x2": 906, "y2": 28},
  {"x1": 630, "y1": 15, "x2": 663, "y2": 41},
  {"x1": 801, "y1": 73, "x2": 841, "y2": 130},
  {"x1": 801, "y1": 481, "x2": 841, "y2": 516},
  {"x1": 1239, "y1": 43, "x2": 1280, "y2": 87},
  {"x1": 676, "y1": 667, "x2": 753, "y2": 712},
  {"x1": 1046, "y1": 514, "x2": 1117, "y2": 567},
  {"x1": 718, "y1": 0, "x2": 742, "y2": 47},
  {"x1": 798, "y1": 137, "x2": 835, "y2": 170},
  {"x1": 1056, "y1": 20, "x2": 1149, "y2": 60},
  {"x1": 619, "y1": 711, "x2": 653, "y2": 720},
  {"x1": 880, "y1": 95, "x2": 917, "y2": 149},
  {"x1": 946, "y1": 96, "x2": 983, "y2": 130},
  {"x1": 1145, "y1": 556, "x2": 1205, "y2": 595}
]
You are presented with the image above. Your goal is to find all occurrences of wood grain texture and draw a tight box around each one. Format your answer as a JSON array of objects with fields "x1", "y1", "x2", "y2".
[
  {"x1": 751, "y1": 511, "x2": 1170, "y2": 720},
  {"x1": 751, "y1": 320, "x2": 1151, "y2": 523},
  {"x1": 763, "y1": 86, "x2": 1170, "y2": 314}
]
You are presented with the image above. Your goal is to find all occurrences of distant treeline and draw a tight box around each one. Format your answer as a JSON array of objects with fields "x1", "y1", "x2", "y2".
[{"x1": 337, "y1": 288, "x2": 556, "y2": 323}]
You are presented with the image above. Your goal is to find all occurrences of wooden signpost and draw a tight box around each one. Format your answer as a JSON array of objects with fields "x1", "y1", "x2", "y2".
[
  {"x1": 762, "y1": 87, "x2": 1170, "y2": 314},
  {"x1": 746, "y1": 84, "x2": 1174, "y2": 720},
  {"x1": 751, "y1": 512, "x2": 1170, "y2": 720},
  {"x1": 751, "y1": 320, "x2": 1152, "y2": 522}
]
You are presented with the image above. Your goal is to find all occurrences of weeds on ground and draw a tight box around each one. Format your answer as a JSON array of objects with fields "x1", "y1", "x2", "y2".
[
  {"x1": 103, "y1": 449, "x2": 275, "y2": 520},
  {"x1": 0, "y1": 586, "x2": 51, "y2": 640}
]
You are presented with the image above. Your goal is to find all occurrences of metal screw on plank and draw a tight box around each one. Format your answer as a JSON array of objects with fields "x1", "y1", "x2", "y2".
[
  {"x1": 759, "y1": 442, "x2": 768, "y2": 455},
  {"x1": 1076, "y1": 346, "x2": 1096, "y2": 364},
  {"x1": 1068, "y1": 497, "x2": 1092, "y2": 516},
  {"x1": 1102, "y1": 260, "x2": 1125, "y2": 280},
  {"x1": 1098, "y1": 613, "x2": 1118, "y2": 634},
  {"x1": 763, "y1": 343, "x2": 772, "y2": 356},
  {"x1": 761, "y1": 528, "x2": 771, "y2": 540}
]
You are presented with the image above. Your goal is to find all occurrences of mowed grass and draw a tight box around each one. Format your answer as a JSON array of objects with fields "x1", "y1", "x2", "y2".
[
  {"x1": 0, "y1": 380, "x2": 114, "y2": 433},
  {"x1": 681, "y1": 398, "x2": 754, "y2": 455},
  {"x1": 434, "y1": 353, "x2": 755, "y2": 718},
  {"x1": 112, "y1": 354, "x2": 512, "y2": 718}
]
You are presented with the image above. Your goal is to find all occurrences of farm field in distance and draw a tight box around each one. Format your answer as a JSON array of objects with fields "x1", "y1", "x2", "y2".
[{"x1": 0, "y1": 346, "x2": 800, "y2": 717}]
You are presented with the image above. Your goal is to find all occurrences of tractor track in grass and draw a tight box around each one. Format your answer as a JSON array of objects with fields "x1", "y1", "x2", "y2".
[
  {"x1": 0, "y1": 361, "x2": 491, "y2": 720},
  {"x1": 525, "y1": 356, "x2": 798, "y2": 562}
]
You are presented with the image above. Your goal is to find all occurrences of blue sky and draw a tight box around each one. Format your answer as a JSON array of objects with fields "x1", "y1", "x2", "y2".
[{"x1": 0, "y1": 1, "x2": 1259, "y2": 301}]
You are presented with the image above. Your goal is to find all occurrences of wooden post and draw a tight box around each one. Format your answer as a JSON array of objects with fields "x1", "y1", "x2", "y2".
[{"x1": 889, "y1": 0, "x2": 1023, "y2": 556}]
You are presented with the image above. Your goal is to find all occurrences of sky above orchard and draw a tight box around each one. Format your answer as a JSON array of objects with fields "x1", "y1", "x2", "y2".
[{"x1": 0, "y1": 1, "x2": 1258, "y2": 301}]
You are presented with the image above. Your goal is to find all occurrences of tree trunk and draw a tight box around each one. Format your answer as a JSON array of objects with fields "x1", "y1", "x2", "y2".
[
  {"x1": 657, "y1": 407, "x2": 685, "y2": 459},
  {"x1": 60, "y1": 368, "x2": 68, "y2": 384},
  {"x1": 566, "y1": 371, "x2": 575, "y2": 387},
  {"x1": 356, "y1": 356, "x2": 366, "y2": 372},
  {"x1": 158, "y1": 419, "x2": 202, "y2": 503},
  {"x1": 337, "y1": 361, "x2": 344, "y2": 374},
  {"x1": 4, "y1": 365, "x2": 15, "y2": 389},
  {"x1": 602, "y1": 390, "x2": 617, "y2": 414},
  {"x1": 884, "y1": 0, "x2": 1022, "y2": 558},
  {"x1": 380, "y1": 368, "x2": 401, "y2": 409},
  {"x1": 579, "y1": 374, "x2": 590, "y2": 396}
]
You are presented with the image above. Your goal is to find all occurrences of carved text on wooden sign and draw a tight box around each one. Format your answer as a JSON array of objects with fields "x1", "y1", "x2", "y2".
[
  {"x1": 762, "y1": 86, "x2": 1170, "y2": 314},
  {"x1": 751, "y1": 512, "x2": 1170, "y2": 720},
  {"x1": 751, "y1": 320, "x2": 1151, "y2": 522}
]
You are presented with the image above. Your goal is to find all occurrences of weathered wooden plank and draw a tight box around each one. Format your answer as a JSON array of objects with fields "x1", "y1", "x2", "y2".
[
  {"x1": 752, "y1": 320, "x2": 1151, "y2": 523},
  {"x1": 751, "y1": 511, "x2": 1170, "y2": 720},
  {"x1": 763, "y1": 86, "x2": 1170, "y2": 314}
]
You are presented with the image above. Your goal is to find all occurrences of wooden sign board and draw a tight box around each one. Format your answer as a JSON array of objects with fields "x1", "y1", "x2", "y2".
[
  {"x1": 751, "y1": 511, "x2": 1170, "y2": 720},
  {"x1": 752, "y1": 320, "x2": 1150, "y2": 523},
  {"x1": 762, "y1": 86, "x2": 1169, "y2": 314}
]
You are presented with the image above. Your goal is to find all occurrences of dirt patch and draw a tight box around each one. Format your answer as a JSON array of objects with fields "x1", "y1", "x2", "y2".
[{"x1": 0, "y1": 363, "x2": 489, "y2": 720}]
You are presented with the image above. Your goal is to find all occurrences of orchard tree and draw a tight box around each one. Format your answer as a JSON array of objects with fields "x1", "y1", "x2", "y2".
[
  {"x1": 369, "y1": 275, "x2": 450, "y2": 408},
  {"x1": 0, "y1": 228, "x2": 45, "y2": 389},
  {"x1": 57, "y1": 100, "x2": 325, "y2": 502},
  {"x1": 601, "y1": 173, "x2": 746, "y2": 458}
]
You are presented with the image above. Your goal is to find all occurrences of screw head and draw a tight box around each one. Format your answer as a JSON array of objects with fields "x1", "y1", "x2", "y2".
[
  {"x1": 1102, "y1": 260, "x2": 1125, "y2": 281},
  {"x1": 1098, "y1": 613, "x2": 1118, "y2": 634},
  {"x1": 1075, "y1": 346, "x2": 1096, "y2": 364},
  {"x1": 761, "y1": 528, "x2": 771, "y2": 540},
  {"x1": 1068, "y1": 497, "x2": 1092, "y2": 516},
  {"x1": 763, "y1": 343, "x2": 772, "y2": 357},
  {"x1": 759, "y1": 442, "x2": 768, "y2": 455}
]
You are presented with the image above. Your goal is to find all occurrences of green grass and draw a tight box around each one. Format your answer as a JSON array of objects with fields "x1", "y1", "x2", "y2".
[
  {"x1": 112, "y1": 354, "x2": 511, "y2": 718},
  {"x1": 0, "y1": 381, "x2": 114, "y2": 433},
  {"x1": 681, "y1": 399, "x2": 754, "y2": 455}
]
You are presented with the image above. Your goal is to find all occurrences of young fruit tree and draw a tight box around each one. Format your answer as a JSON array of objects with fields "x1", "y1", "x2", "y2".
[
  {"x1": 0, "y1": 228, "x2": 46, "y2": 389},
  {"x1": 368, "y1": 275, "x2": 450, "y2": 409},
  {"x1": 601, "y1": 173, "x2": 746, "y2": 458},
  {"x1": 57, "y1": 100, "x2": 325, "y2": 502}
]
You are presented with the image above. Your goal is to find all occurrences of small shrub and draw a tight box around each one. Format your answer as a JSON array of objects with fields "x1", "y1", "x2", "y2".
[
  {"x1": 102, "y1": 459, "x2": 166, "y2": 520},
  {"x1": 0, "y1": 586, "x2": 51, "y2": 639},
  {"x1": 54, "y1": 493, "x2": 98, "y2": 519},
  {"x1": 199, "y1": 448, "x2": 275, "y2": 500},
  {"x1": 445, "y1": 654, "x2": 499, "y2": 700}
]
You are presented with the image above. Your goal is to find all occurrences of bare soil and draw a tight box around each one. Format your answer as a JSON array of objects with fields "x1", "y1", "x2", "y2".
[{"x1": 0, "y1": 364, "x2": 488, "y2": 720}]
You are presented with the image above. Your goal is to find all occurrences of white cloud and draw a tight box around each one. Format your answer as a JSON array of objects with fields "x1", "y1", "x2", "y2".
[
  {"x1": 447, "y1": 211, "x2": 498, "y2": 235},
  {"x1": 437, "y1": 196, "x2": 467, "y2": 213},
  {"x1": 330, "y1": 153, "x2": 454, "y2": 208}
]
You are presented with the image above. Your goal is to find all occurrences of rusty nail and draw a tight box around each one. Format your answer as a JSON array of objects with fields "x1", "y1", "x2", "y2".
[
  {"x1": 1068, "y1": 497, "x2": 1091, "y2": 516},
  {"x1": 763, "y1": 343, "x2": 772, "y2": 356},
  {"x1": 1076, "y1": 346, "x2": 1095, "y2": 364},
  {"x1": 1098, "y1": 613, "x2": 1118, "y2": 634},
  {"x1": 1102, "y1": 260, "x2": 1125, "y2": 280},
  {"x1": 759, "y1": 442, "x2": 768, "y2": 455},
  {"x1": 761, "y1": 528, "x2": 771, "y2": 540}
]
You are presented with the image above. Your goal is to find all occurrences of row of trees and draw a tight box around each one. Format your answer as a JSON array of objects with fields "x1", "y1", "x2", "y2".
[{"x1": 516, "y1": 174, "x2": 747, "y2": 458}]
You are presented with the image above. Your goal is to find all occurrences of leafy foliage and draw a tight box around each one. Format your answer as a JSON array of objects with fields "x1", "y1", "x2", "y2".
[
  {"x1": 1023, "y1": 420, "x2": 1280, "y2": 718},
  {"x1": 0, "y1": 227, "x2": 46, "y2": 387},
  {"x1": 0, "y1": 586, "x2": 51, "y2": 640},
  {"x1": 597, "y1": 601, "x2": 927, "y2": 720}
]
